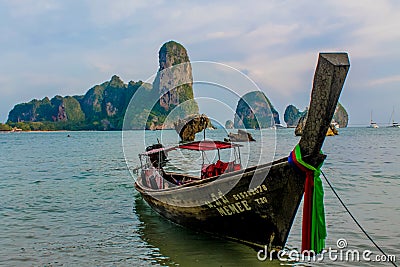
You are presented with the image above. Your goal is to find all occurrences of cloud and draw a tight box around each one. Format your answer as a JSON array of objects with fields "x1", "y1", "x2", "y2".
[
  {"x1": 206, "y1": 31, "x2": 241, "y2": 40},
  {"x1": 85, "y1": 0, "x2": 164, "y2": 26},
  {"x1": 369, "y1": 75, "x2": 400, "y2": 87},
  {"x1": 323, "y1": 0, "x2": 400, "y2": 58},
  {"x1": 1, "y1": 0, "x2": 400, "y2": 124},
  {"x1": 5, "y1": 0, "x2": 61, "y2": 17}
]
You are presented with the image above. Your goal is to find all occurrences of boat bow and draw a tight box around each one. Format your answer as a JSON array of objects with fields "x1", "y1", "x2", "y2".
[
  {"x1": 299, "y1": 53, "x2": 350, "y2": 166},
  {"x1": 134, "y1": 52, "x2": 350, "y2": 253}
]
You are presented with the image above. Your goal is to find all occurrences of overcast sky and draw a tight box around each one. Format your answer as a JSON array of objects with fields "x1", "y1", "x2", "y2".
[{"x1": 1, "y1": 0, "x2": 400, "y2": 126}]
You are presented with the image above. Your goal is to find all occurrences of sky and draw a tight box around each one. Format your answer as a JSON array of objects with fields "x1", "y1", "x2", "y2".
[{"x1": 1, "y1": 0, "x2": 400, "y2": 126}]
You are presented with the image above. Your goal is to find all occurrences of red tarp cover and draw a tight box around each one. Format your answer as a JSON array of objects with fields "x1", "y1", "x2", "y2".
[
  {"x1": 141, "y1": 140, "x2": 241, "y2": 155},
  {"x1": 178, "y1": 140, "x2": 240, "y2": 151}
]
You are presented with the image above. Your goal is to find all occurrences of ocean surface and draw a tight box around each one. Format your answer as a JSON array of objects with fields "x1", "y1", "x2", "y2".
[{"x1": 0, "y1": 128, "x2": 399, "y2": 266}]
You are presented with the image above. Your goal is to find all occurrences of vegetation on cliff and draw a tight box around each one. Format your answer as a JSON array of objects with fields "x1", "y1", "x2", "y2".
[
  {"x1": 6, "y1": 75, "x2": 145, "y2": 130},
  {"x1": 284, "y1": 105, "x2": 307, "y2": 128},
  {"x1": 149, "y1": 41, "x2": 199, "y2": 129},
  {"x1": 284, "y1": 103, "x2": 348, "y2": 128},
  {"x1": 6, "y1": 41, "x2": 199, "y2": 131},
  {"x1": 0, "y1": 123, "x2": 12, "y2": 131},
  {"x1": 233, "y1": 91, "x2": 280, "y2": 129}
]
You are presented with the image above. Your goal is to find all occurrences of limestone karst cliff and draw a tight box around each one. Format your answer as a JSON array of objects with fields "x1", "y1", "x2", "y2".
[
  {"x1": 233, "y1": 91, "x2": 280, "y2": 129},
  {"x1": 7, "y1": 41, "x2": 199, "y2": 130},
  {"x1": 284, "y1": 103, "x2": 348, "y2": 128}
]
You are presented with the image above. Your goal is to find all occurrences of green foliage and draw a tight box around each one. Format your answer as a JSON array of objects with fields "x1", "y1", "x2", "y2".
[
  {"x1": 8, "y1": 102, "x2": 35, "y2": 122},
  {"x1": 81, "y1": 85, "x2": 105, "y2": 120},
  {"x1": 7, "y1": 41, "x2": 200, "y2": 131},
  {"x1": 63, "y1": 96, "x2": 85, "y2": 122},
  {"x1": 35, "y1": 97, "x2": 54, "y2": 121},
  {"x1": 0, "y1": 123, "x2": 12, "y2": 131},
  {"x1": 7, "y1": 122, "x2": 31, "y2": 131},
  {"x1": 159, "y1": 41, "x2": 189, "y2": 65},
  {"x1": 284, "y1": 104, "x2": 303, "y2": 127},
  {"x1": 234, "y1": 91, "x2": 279, "y2": 129}
]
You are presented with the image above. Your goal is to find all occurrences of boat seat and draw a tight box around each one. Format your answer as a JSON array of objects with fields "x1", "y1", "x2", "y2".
[
  {"x1": 215, "y1": 160, "x2": 228, "y2": 175},
  {"x1": 233, "y1": 163, "x2": 242, "y2": 171},
  {"x1": 201, "y1": 161, "x2": 241, "y2": 179},
  {"x1": 201, "y1": 164, "x2": 216, "y2": 179}
]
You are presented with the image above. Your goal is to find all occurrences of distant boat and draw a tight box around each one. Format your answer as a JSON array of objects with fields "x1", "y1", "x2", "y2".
[
  {"x1": 295, "y1": 118, "x2": 338, "y2": 137},
  {"x1": 326, "y1": 123, "x2": 339, "y2": 136},
  {"x1": 387, "y1": 108, "x2": 400, "y2": 128},
  {"x1": 331, "y1": 120, "x2": 340, "y2": 130},
  {"x1": 388, "y1": 122, "x2": 400, "y2": 128},
  {"x1": 368, "y1": 111, "x2": 379, "y2": 128},
  {"x1": 11, "y1": 127, "x2": 23, "y2": 132},
  {"x1": 368, "y1": 122, "x2": 379, "y2": 128}
]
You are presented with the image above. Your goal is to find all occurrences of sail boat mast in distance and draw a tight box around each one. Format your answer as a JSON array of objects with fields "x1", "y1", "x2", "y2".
[
  {"x1": 387, "y1": 107, "x2": 400, "y2": 128},
  {"x1": 368, "y1": 110, "x2": 379, "y2": 128}
]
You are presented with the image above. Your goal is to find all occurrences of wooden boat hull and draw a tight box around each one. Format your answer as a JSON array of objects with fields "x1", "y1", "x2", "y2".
[
  {"x1": 135, "y1": 52, "x2": 350, "y2": 252},
  {"x1": 136, "y1": 157, "x2": 308, "y2": 250}
]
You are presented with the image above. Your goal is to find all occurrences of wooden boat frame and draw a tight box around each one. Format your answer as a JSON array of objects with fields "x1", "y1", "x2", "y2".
[{"x1": 135, "y1": 53, "x2": 350, "y2": 252}]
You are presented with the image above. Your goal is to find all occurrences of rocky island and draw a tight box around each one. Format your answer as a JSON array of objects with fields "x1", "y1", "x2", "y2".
[
  {"x1": 284, "y1": 103, "x2": 348, "y2": 128},
  {"x1": 4, "y1": 40, "x2": 349, "y2": 132},
  {"x1": 233, "y1": 91, "x2": 280, "y2": 129},
  {"x1": 6, "y1": 41, "x2": 198, "y2": 131}
]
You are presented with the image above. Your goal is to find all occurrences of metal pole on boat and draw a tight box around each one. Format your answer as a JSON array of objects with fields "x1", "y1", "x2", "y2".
[{"x1": 237, "y1": 147, "x2": 241, "y2": 165}]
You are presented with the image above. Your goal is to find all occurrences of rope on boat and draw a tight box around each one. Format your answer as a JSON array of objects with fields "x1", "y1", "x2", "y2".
[{"x1": 321, "y1": 170, "x2": 398, "y2": 267}]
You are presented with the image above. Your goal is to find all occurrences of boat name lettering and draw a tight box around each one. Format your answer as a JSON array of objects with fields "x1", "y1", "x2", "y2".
[
  {"x1": 255, "y1": 197, "x2": 268, "y2": 205},
  {"x1": 216, "y1": 200, "x2": 252, "y2": 216},
  {"x1": 205, "y1": 190, "x2": 230, "y2": 208},
  {"x1": 233, "y1": 185, "x2": 268, "y2": 201}
]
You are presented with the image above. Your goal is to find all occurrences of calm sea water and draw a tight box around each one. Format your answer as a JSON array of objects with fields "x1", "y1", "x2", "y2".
[{"x1": 0, "y1": 128, "x2": 398, "y2": 266}]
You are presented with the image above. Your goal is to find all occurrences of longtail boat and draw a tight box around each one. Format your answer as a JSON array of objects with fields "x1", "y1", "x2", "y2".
[{"x1": 135, "y1": 53, "x2": 350, "y2": 252}]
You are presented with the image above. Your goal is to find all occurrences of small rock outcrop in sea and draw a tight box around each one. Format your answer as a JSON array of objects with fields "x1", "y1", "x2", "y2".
[
  {"x1": 225, "y1": 129, "x2": 256, "y2": 142},
  {"x1": 225, "y1": 120, "x2": 234, "y2": 129},
  {"x1": 174, "y1": 114, "x2": 211, "y2": 142},
  {"x1": 233, "y1": 91, "x2": 280, "y2": 129}
]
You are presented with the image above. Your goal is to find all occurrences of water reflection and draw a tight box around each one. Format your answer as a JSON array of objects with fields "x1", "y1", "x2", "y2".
[{"x1": 134, "y1": 194, "x2": 282, "y2": 267}]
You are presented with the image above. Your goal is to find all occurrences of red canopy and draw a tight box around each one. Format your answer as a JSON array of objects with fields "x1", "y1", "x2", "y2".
[
  {"x1": 140, "y1": 140, "x2": 241, "y2": 156},
  {"x1": 178, "y1": 140, "x2": 241, "y2": 151}
]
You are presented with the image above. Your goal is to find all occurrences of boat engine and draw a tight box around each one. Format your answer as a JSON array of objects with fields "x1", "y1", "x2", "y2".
[{"x1": 146, "y1": 143, "x2": 168, "y2": 168}]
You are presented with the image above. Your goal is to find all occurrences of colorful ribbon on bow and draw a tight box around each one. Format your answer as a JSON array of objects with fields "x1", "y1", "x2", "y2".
[{"x1": 288, "y1": 144, "x2": 326, "y2": 253}]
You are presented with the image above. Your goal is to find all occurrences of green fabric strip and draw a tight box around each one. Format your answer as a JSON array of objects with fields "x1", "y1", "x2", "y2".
[{"x1": 294, "y1": 144, "x2": 327, "y2": 253}]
